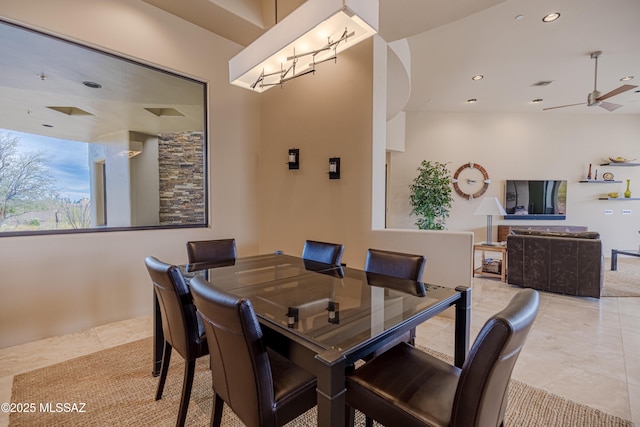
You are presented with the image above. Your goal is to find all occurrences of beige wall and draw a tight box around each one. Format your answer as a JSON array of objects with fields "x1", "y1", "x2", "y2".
[
  {"x1": 0, "y1": 0, "x2": 262, "y2": 348},
  {"x1": 258, "y1": 37, "x2": 474, "y2": 286},
  {"x1": 0, "y1": 2, "x2": 474, "y2": 349},
  {"x1": 387, "y1": 112, "x2": 640, "y2": 254}
]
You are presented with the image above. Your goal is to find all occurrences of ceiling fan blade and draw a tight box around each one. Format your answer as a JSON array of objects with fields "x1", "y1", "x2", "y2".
[
  {"x1": 542, "y1": 102, "x2": 586, "y2": 111},
  {"x1": 599, "y1": 101, "x2": 623, "y2": 112},
  {"x1": 596, "y1": 84, "x2": 638, "y2": 101}
]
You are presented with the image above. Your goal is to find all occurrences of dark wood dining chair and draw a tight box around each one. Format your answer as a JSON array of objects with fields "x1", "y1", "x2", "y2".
[
  {"x1": 346, "y1": 289, "x2": 539, "y2": 427},
  {"x1": 302, "y1": 239, "x2": 345, "y2": 265},
  {"x1": 364, "y1": 248, "x2": 426, "y2": 281},
  {"x1": 189, "y1": 276, "x2": 317, "y2": 427},
  {"x1": 185, "y1": 238, "x2": 236, "y2": 272},
  {"x1": 144, "y1": 256, "x2": 209, "y2": 427},
  {"x1": 363, "y1": 248, "x2": 427, "y2": 355}
]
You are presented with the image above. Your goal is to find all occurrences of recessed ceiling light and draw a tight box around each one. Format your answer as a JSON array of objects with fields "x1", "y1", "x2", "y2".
[
  {"x1": 532, "y1": 99, "x2": 543, "y2": 104},
  {"x1": 83, "y1": 81, "x2": 102, "y2": 89},
  {"x1": 472, "y1": 75, "x2": 484, "y2": 81},
  {"x1": 542, "y1": 12, "x2": 560, "y2": 23},
  {"x1": 515, "y1": 15, "x2": 524, "y2": 20},
  {"x1": 42, "y1": 124, "x2": 53, "y2": 128},
  {"x1": 467, "y1": 98, "x2": 477, "y2": 104},
  {"x1": 620, "y1": 76, "x2": 634, "y2": 81}
]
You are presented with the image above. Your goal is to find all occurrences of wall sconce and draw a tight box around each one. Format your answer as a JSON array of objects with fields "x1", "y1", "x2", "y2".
[
  {"x1": 288, "y1": 149, "x2": 300, "y2": 170},
  {"x1": 287, "y1": 307, "x2": 299, "y2": 328},
  {"x1": 327, "y1": 301, "x2": 340, "y2": 324},
  {"x1": 329, "y1": 157, "x2": 340, "y2": 179}
]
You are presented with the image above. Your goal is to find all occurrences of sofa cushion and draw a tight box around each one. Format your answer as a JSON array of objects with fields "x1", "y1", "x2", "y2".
[{"x1": 510, "y1": 229, "x2": 600, "y2": 239}]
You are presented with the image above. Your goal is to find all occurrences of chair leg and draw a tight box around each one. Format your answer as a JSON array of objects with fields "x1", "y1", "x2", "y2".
[
  {"x1": 211, "y1": 393, "x2": 224, "y2": 427},
  {"x1": 345, "y1": 405, "x2": 355, "y2": 427},
  {"x1": 155, "y1": 341, "x2": 172, "y2": 400},
  {"x1": 176, "y1": 359, "x2": 196, "y2": 427}
]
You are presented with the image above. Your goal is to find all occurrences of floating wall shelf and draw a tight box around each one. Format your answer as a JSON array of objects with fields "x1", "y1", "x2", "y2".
[
  {"x1": 579, "y1": 180, "x2": 623, "y2": 183},
  {"x1": 598, "y1": 197, "x2": 640, "y2": 201},
  {"x1": 599, "y1": 163, "x2": 640, "y2": 167}
]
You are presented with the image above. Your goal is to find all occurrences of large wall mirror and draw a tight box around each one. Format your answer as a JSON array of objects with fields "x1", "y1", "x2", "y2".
[{"x1": 0, "y1": 20, "x2": 207, "y2": 236}]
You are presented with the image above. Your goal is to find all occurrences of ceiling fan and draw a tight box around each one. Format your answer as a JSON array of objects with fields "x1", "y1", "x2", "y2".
[{"x1": 543, "y1": 51, "x2": 637, "y2": 112}]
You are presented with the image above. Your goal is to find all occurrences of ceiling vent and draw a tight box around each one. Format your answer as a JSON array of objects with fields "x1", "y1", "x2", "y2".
[{"x1": 532, "y1": 81, "x2": 553, "y2": 86}]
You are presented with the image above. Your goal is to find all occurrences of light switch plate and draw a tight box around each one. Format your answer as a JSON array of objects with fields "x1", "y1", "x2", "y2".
[
  {"x1": 621, "y1": 209, "x2": 632, "y2": 215},
  {"x1": 604, "y1": 210, "x2": 613, "y2": 215}
]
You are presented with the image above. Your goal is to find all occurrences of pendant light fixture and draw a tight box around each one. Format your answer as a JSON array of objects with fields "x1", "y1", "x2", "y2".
[{"x1": 229, "y1": 0, "x2": 379, "y2": 92}]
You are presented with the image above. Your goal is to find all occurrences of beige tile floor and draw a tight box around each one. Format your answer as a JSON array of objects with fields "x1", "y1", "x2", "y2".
[{"x1": 1, "y1": 278, "x2": 638, "y2": 426}]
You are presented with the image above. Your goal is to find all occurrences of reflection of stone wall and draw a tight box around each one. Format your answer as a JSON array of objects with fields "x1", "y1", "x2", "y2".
[{"x1": 158, "y1": 132, "x2": 205, "y2": 224}]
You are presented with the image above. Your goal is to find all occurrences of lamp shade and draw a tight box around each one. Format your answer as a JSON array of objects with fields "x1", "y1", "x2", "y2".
[
  {"x1": 229, "y1": 0, "x2": 379, "y2": 92},
  {"x1": 474, "y1": 197, "x2": 507, "y2": 216}
]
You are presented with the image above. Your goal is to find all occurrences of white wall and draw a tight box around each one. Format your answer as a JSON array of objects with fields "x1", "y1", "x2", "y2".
[
  {"x1": 387, "y1": 112, "x2": 640, "y2": 254},
  {"x1": 0, "y1": 0, "x2": 262, "y2": 348}
]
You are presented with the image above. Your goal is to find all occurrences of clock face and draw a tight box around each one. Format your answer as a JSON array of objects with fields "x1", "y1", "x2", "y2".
[
  {"x1": 602, "y1": 172, "x2": 614, "y2": 181},
  {"x1": 452, "y1": 162, "x2": 490, "y2": 200}
]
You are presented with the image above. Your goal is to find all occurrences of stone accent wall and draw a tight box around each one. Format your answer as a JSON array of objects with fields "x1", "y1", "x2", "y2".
[{"x1": 158, "y1": 132, "x2": 205, "y2": 224}]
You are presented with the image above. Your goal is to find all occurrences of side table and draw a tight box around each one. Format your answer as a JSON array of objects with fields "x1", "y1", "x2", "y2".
[
  {"x1": 611, "y1": 249, "x2": 640, "y2": 271},
  {"x1": 473, "y1": 243, "x2": 507, "y2": 282}
]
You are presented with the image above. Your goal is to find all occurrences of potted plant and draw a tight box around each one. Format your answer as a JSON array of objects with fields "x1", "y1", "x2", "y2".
[{"x1": 409, "y1": 160, "x2": 453, "y2": 230}]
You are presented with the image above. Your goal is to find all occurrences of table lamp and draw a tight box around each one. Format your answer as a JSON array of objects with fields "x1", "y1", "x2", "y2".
[{"x1": 474, "y1": 197, "x2": 507, "y2": 246}]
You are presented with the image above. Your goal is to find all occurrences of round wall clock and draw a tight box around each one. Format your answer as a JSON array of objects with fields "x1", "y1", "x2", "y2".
[{"x1": 452, "y1": 162, "x2": 491, "y2": 200}]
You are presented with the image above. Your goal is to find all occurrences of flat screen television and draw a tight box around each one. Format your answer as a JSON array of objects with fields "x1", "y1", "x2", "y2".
[{"x1": 504, "y1": 180, "x2": 567, "y2": 220}]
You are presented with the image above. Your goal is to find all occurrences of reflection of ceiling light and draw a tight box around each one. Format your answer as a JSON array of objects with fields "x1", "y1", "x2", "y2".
[
  {"x1": 532, "y1": 99, "x2": 543, "y2": 103},
  {"x1": 119, "y1": 141, "x2": 143, "y2": 158},
  {"x1": 229, "y1": 0, "x2": 379, "y2": 92},
  {"x1": 472, "y1": 75, "x2": 484, "y2": 81},
  {"x1": 83, "y1": 81, "x2": 102, "y2": 89},
  {"x1": 467, "y1": 98, "x2": 477, "y2": 103},
  {"x1": 620, "y1": 76, "x2": 634, "y2": 81},
  {"x1": 542, "y1": 12, "x2": 560, "y2": 22}
]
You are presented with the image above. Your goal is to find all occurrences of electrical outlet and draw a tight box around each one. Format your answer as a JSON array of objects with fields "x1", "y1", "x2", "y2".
[
  {"x1": 604, "y1": 209, "x2": 613, "y2": 215},
  {"x1": 621, "y1": 209, "x2": 632, "y2": 215}
]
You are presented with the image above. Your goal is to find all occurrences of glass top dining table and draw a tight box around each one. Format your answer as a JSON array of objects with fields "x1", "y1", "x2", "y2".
[{"x1": 152, "y1": 252, "x2": 471, "y2": 427}]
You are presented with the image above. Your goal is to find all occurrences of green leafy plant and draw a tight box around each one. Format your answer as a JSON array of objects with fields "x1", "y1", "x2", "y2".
[{"x1": 409, "y1": 160, "x2": 453, "y2": 230}]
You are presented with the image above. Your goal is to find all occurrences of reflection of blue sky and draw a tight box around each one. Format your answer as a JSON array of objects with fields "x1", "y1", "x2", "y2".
[{"x1": 8, "y1": 130, "x2": 90, "y2": 201}]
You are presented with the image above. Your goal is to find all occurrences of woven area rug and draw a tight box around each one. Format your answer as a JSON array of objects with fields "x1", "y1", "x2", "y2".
[
  {"x1": 602, "y1": 257, "x2": 640, "y2": 297},
  {"x1": 10, "y1": 338, "x2": 633, "y2": 427}
]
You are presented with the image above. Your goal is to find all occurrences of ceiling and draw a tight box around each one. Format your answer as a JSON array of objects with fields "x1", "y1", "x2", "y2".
[
  {"x1": 145, "y1": 0, "x2": 640, "y2": 115},
  {"x1": 2, "y1": 0, "x2": 638, "y2": 145}
]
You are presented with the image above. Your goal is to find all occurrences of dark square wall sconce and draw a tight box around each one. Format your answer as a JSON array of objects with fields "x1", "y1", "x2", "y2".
[
  {"x1": 329, "y1": 157, "x2": 340, "y2": 179},
  {"x1": 288, "y1": 149, "x2": 300, "y2": 170}
]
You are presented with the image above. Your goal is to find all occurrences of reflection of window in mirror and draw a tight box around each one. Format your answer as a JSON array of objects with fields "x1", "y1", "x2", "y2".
[{"x1": 0, "y1": 20, "x2": 208, "y2": 236}]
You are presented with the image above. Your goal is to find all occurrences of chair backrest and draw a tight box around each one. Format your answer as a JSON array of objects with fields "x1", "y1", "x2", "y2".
[
  {"x1": 364, "y1": 248, "x2": 426, "y2": 281},
  {"x1": 145, "y1": 256, "x2": 203, "y2": 359},
  {"x1": 301, "y1": 240, "x2": 344, "y2": 265},
  {"x1": 451, "y1": 289, "x2": 539, "y2": 427},
  {"x1": 186, "y1": 238, "x2": 237, "y2": 271},
  {"x1": 189, "y1": 276, "x2": 276, "y2": 427}
]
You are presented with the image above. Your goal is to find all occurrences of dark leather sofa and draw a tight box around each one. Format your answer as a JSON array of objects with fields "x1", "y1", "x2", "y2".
[{"x1": 507, "y1": 229, "x2": 603, "y2": 298}]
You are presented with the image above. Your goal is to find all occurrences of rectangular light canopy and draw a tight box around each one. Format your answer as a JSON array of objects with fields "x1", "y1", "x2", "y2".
[{"x1": 229, "y1": 0, "x2": 379, "y2": 92}]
